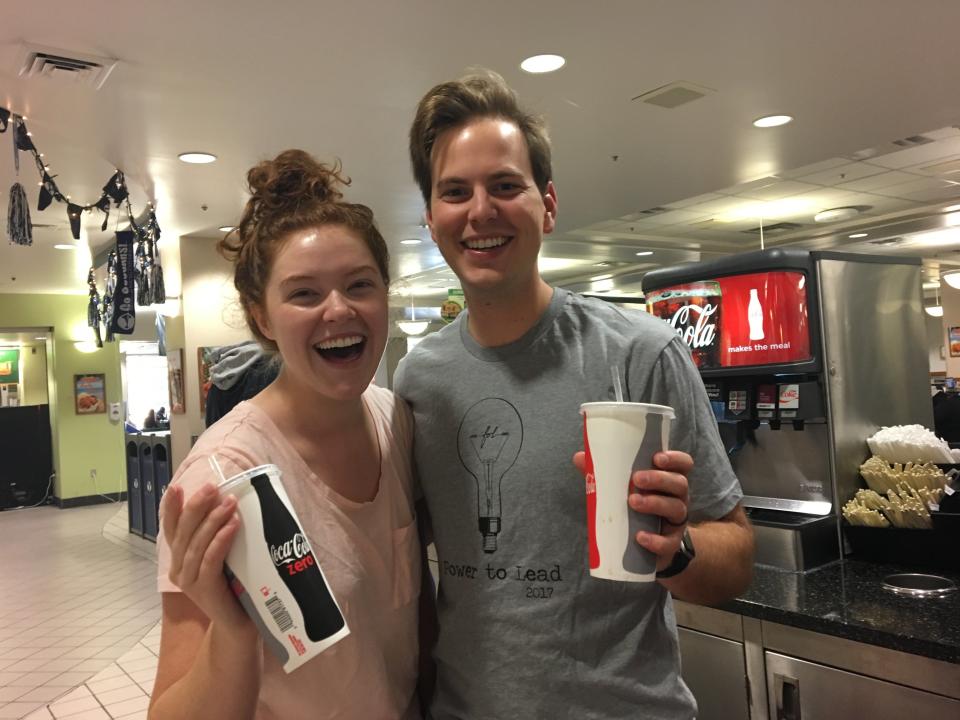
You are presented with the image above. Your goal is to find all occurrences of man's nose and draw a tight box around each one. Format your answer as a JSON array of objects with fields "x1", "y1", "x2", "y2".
[{"x1": 467, "y1": 188, "x2": 497, "y2": 223}]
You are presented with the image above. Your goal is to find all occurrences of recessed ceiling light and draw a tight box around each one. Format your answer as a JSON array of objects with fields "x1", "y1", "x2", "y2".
[
  {"x1": 849, "y1": 233, "x2": 869, "y2": 239},
  {"x1": 34, "y1": 336, "x2": 46, "y2": 341},
  {"x1": 635, "y1": 251, "x2": 654, "y2": 256},
  {"x1": 178, "y1": 151, "x2": 217, "y2": 164},
  {"x1": 53, "y1": 244, "x2": 77, "y2": 250},
  {"x1": 520, "y1": 54, "x2": 566, "y2": 74},
  {"x1": 400, "y1": 239, "x2": 422, "y2": 245},
  {"x1": 945, "y1": 204, "x2": 960, "y2": 212},
  {"x1": 218, "y1": 226, "x2": 235, "y2": 232},
  {"x1": 814, "y1": 206, "x2": 861, "y2": 223},
  {"x1": 753, "y1": 115, "x2": 793, "y2": 128}
]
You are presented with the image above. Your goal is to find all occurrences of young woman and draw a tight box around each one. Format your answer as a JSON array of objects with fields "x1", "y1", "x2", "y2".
[{"x1": 149, "y1": 150, "x2": 420, "y2": 720}]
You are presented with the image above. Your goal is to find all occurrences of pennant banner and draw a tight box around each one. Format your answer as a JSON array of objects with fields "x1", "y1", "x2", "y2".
[{"x1": 110, "y1": 230, "x2": 136, "y2": 335}]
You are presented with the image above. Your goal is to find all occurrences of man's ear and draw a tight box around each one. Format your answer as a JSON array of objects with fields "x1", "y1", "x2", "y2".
[
  {"x1": 542, "y1": 181, "x2": 558, "y2": 235},
  {"x1": 425, "y1": 208, "x2": 439, "y2": 244},
  {"x1": 250, "y1": 303, "x2": 274, "y2": 342}
]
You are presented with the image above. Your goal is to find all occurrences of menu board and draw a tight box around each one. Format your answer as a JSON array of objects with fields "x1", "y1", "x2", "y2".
[{"x1": 646, "y1": 271, "x2": 812, "y2": 369}]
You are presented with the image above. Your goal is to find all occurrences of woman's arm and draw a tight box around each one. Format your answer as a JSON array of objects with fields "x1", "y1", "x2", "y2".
[{"x1": 148, "y1": 594, "x2": 261, "y2": 720}]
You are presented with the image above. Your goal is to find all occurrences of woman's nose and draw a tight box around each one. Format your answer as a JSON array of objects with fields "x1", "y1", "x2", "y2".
[{"x1": 321, "y1": 291, "x2": 355, "y2": 321}]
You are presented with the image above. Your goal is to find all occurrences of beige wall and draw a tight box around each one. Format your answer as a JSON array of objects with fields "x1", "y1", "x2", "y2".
[{"x1": 943, "y1": 283, "x2": 960, "y2": 377}]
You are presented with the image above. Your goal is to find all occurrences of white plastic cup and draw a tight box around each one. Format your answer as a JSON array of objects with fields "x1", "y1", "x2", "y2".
[
  {"x1": 580, "y1": 402, "x2": 675, "y2": 582},
  {"x1": 218, "y1": 464, "x2": 350, "y2": 673}
]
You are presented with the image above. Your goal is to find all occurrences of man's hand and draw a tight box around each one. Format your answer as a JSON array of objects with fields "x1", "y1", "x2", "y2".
[{"x1": 572, "y1": 450, "x2": 693, "y2": 573}]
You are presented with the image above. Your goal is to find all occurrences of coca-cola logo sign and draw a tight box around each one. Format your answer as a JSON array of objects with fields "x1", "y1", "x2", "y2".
[
  {"x1": 668, "y1": 303, "x2": 718, "y2": 349},
  {"x1": 270, "y1": 532, "x2": 312, "y2": 567}
]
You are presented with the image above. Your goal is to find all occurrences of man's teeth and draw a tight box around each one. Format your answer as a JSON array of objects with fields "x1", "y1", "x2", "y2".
[
  {"x1": 465, "y1": 236, "x2": 509, "y2": 250},
  {"x1": 316, "y1": 336, "x2": 363, "y2": 350}
]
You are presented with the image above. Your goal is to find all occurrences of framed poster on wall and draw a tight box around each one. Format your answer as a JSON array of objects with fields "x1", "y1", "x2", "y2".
[
  {"x1": 168, "y1": 349, "x2": 186, "y2": 414},
  {"x1": 198, "y1": 346, "x2": 216, "y2": 414},
  {"x1": 74, "y1": 374, "x2": 106, "y2": 414},
  {"x1": 950, "y1": 327, "x2": 960, "y2": 358}
]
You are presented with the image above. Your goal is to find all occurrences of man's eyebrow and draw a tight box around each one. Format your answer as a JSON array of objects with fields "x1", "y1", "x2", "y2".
[{"x1": 436, "y1": 170, "x2": 525, "y2": 186}]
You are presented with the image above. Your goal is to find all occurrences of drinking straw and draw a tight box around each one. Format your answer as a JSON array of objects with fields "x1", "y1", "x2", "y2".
[
  {"x1": 208, "y1": 454, "x2": 227, "y2": 485},
  {"x1": 611, "y1": 366, "x2": 624, "y2": 402}
]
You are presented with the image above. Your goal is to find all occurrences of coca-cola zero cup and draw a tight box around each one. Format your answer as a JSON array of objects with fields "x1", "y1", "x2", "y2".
[{"x1": 218, "y1": 464, "x2": 349, "y2": 673}]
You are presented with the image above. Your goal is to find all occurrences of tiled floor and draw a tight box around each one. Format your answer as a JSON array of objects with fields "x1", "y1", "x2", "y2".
[{"x1": 0, "y1": 504, "x2": 161, "y2": 719}]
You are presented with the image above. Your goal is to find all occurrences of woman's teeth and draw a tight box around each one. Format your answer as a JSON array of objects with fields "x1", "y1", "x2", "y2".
[
  {"x1": 315, "y1": 335, "x2": 363, "y2": 350},
  {"x1": 464, "y1": 236, "x2": 509, "y2": 249}
]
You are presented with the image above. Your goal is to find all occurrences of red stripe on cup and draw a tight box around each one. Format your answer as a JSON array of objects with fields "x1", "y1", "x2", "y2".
[{"x1": 583, "y1": 420, "x2": 599, "y2": 569}]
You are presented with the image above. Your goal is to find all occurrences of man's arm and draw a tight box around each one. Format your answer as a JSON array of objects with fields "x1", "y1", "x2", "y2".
[{"x1": 658, "y1": 503, "x2": 753, "y2": 605}]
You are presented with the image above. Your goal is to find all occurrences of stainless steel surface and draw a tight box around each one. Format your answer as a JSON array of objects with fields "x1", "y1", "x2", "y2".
[
  {"x1": 673, "y1": 600, "x2": 743, "y2": 641},
  {"x1": 765, "y1": 651, "x2": 960, "y2": 719},
  {"x1": 741, "y1": 496, "x2": 831, "y2": 515},
  {"x1": 678, "y1": 627, "x2": 751, "y2": 720},
  {"x1": 729, "y1": 424, "x2": 833, "y2": 511},
  {"x1": 816, "y1": 257, "x2": 934, "y2": 526},
  {"x1": 882, "y1": 573, "x2": 958, "y2": 598},
  {"x1": 748, "y1": 515, "x2": 838, "y2": 572},
  {"x1": 743, "y1": 617, "x2": 769, "y2": 720},
  {"x1": 762, "y1": 621, "x2": 960, "y2": 700}
]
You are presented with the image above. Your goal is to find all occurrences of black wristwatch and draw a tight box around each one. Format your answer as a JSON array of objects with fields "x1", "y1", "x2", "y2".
[{"x1": 656, "y1": 527, "x2": 695, "y2": 579}]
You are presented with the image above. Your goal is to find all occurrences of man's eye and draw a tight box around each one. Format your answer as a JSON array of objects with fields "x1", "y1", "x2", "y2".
[
  {"x1": 493, "y1": 181, "x2": 522, "y2": 193},
  {"x1": 439, "y1": 187, "x2": 467, "y2": 199}
]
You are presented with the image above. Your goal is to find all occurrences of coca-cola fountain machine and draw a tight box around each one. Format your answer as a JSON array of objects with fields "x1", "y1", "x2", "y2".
[{"x1": 643, "y1": 249, "x2": 933, "y2": 571}]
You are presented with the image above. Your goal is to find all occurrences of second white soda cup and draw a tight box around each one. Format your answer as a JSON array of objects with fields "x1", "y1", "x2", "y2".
[{"x1": 580, "y1": 402, "x2": 675, "y2": 582}]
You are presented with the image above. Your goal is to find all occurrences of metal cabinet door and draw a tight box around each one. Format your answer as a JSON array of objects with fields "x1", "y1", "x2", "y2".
[
  {"x1": 766, "y1": 651, "x2": 960, "y2": 720},
  {"x1": 678, "y1": 627, "x2": 750, "y2": 720}
]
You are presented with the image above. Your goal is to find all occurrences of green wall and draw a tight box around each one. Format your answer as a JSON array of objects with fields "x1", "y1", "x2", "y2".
[{"x1": 0, "y1": 293, "x2": 125, "y2": 500}]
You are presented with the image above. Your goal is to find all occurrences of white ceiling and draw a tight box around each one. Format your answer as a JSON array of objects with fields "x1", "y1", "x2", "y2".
[{"x1": 3, "y1": 0, "x2": 960, "y2": 302}]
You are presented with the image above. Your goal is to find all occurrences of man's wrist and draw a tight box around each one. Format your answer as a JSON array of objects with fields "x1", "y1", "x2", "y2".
[{"x1": 656, "y1": 527, "x2": 695, "y2": 579}]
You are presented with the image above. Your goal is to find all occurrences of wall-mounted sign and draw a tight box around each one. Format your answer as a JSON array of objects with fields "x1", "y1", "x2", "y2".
[
  {"x1": 168, "y1": 348, "x2": 185, "y2": 414},
  {"x1": 647, "y1": 271, "x2": 812, "y2": 369},
  {"x1": 198, "y1": 346, "x2": 216, "y2": 414},
  {"x1": 440, "y1": 288, "x2": 465, "y2": 324},
  {"x1": 0, "y1": 349, "x2": 19, "y2": 384},
  {"x1": 949, "y1": 327, "x2": 960, "y2": 358},
  {"x1": 74, "y1": 374, "x2": 106, "y2": 414}
]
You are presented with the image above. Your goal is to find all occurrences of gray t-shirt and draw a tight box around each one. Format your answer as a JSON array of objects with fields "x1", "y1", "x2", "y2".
[{"x1": 394, "y1": 288, "x2": 742, "y2": 720}]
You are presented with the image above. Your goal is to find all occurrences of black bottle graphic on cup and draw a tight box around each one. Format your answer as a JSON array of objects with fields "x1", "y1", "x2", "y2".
[{"x1": 251, "y1": 473, "x2": 345, "y2": 641}]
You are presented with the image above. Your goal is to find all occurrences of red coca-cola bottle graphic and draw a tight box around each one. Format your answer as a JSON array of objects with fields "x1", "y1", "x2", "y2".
[
  {"x1": 647, "y1": 281, "x2": 722, "y2": 368},
  {"x1": 251, "y1": 474, "x2": 345, "y2": 642}
]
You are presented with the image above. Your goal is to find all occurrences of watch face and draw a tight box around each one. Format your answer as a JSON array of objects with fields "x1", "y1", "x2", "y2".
[{"x1": 681, "y1": 528, "x2": 695, "y2": 558}]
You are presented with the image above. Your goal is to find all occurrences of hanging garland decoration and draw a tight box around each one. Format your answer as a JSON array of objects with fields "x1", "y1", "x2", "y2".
[
  {"x1": 6, "y1": 116, "x2": 32, "y2": 246},
  {"x1": 86, "y1": 267, "x2": 103, "y2": 348},
  {"x1": 1, "y1": 106, "x2": 164, "y2": 305}
]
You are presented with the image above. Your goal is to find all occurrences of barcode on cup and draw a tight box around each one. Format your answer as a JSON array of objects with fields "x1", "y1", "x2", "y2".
[{"x1": 265, "y1": 595, "x2": 293, "y2": 632}]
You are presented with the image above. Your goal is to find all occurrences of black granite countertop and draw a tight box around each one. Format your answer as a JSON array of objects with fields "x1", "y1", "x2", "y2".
[{"x1": 719, "y1": 559, "x2": 960, "y2": 663}]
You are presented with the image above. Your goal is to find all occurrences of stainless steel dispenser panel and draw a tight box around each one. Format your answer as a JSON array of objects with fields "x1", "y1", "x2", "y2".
[{"x1": 816, "y1": 258, "x2": 934, "y2": 514}]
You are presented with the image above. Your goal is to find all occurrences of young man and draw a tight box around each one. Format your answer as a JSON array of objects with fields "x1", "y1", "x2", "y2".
[{"x1": 395, "y1": 71, "x2": 754, "y2": 719}]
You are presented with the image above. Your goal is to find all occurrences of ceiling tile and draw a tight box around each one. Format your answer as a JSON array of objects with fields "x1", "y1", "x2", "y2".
[
  {"x1": 835, "y1": 170, "x2": 920, "y2": 192},
  {"x1": 777, "y1": 157, "x2": 849, "y2": 180},
  {"x1": 795, "y1": 161, "x2": 885, "y2": 186},
  {"x1": 664, "y1": 192, "x2": 726, "y2": 209},
  {"x1": 868, "y1": 136, "x2": 960, "y2": 169},
  {"x1": 734, "y1": 180, "x2": 823, "y2": 201}
]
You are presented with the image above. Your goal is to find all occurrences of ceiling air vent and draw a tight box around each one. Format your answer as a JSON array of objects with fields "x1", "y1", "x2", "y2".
[
  {"x1": 637, "y1": 206, "x2": 669, "y2": 216},
  {"x1": 741, "y1": 222, "x2": 803, "y2": 235},
  {"x1": 892, "y1": 135, "x2": 934, "y2": 148},
  {"x1": 869, "y1": 237, "x2": 902, "y2": 246},
  {"x1": 632, "y1": 81, "x2": 715, "y2": 109},
  {"x1": 17, "y1": 44, "x2": 117, "y2": 90}
]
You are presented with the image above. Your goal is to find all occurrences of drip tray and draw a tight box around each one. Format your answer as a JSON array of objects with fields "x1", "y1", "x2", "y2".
[
  {"x1": 882, "y1": 573, "x2": 957, "y2": 598},
  {"x1": 744, "y1": 509, "x2": 839, "y2": 572}
]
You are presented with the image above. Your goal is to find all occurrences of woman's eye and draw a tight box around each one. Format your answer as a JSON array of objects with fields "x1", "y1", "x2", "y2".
[
  {"x1": 288, "y1": 289, "x2": 317, "y2": 301},
  {"x1": 349, "y1": 279, "x2": 376, "y2": 291},
  {"x1": 439, "y1": 187, "x2": 467, "y2": 200}
]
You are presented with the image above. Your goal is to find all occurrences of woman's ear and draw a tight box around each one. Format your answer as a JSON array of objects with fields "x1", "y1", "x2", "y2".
[{"x1": 249, "y1": 302, "x2": 274, "y2": 342}]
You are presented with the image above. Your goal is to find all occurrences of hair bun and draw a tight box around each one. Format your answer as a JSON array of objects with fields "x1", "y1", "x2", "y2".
[{"x1": 247, "y1": 149, "x2": 350, "y2": 214}]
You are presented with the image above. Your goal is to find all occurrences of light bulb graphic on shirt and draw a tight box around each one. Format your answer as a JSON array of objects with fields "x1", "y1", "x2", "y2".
[
  {"x1": 457, "y1": 398, "x2": 523, "y2": 553},
  {"x1": 748, "y1": 288, "x2": 765, "y2": 341}
]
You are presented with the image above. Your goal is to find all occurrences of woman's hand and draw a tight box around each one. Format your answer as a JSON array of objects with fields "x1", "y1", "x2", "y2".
[{"x1": 160, "y1": 483, "x2": 251, "y2": 630}]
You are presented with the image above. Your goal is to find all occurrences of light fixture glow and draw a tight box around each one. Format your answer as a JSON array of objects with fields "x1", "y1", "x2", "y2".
[
  {"x1": 520, "y1": 54, "x2": 566, "y2": 74},
  {"x1": 814, "y1": 206, "x2": 861, "y2": 223},
  {"x1": 73, "y1": 341, "x2": 99, "y2": 353},
  {"x1": 590, "y1": 274, "x2": 613, "y2": 281},
  {"x1": 753, "y1": 115, "x2": 793, "y2": 128},
  {"x1": 715, "y1": 196, "x2": 813, "y2": 223},
  {"x1": 944, "y1": 204, "x2": 960, "y2": 213},
  {"x1": 943, "y1": 271, "x2": 960, "y2": 290},
  {"x1": 849, "y1": 233, "x2": 869, "y2": 239},
  {"x1": 54, "y1": 244, "x2": 77, "y2": 250},
  {"x1": 925, "y1": 305, "x2": 944, "y2": 317},
  {"x1": 178, "y1": 152, "x2": 217, "y2": 164},
  {"x1": 397, "y1": 320, "x2": 429, "y2": 336},
  {"x1": 400, "y1": 239, "x2": 422, "y2": 245},
  {"x1": 218, "y1": 226, "x2": 235, "y2": 232},
  {"x1": 635, "y1": 251, "x2": 654, "y2": 256}
]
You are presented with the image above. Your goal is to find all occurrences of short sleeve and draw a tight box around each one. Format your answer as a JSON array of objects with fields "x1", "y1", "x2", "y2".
[{"x1": 631, "y1": 336, "x2": 743, "y2": 521}]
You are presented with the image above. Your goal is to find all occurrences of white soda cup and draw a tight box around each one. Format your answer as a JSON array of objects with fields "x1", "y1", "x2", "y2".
[
  {"x1": 218, "y1": 464, "x2": 350, "y2": 673},
  {"x1": 580, "y1": 402, "x2": 675, "y2": 582}
]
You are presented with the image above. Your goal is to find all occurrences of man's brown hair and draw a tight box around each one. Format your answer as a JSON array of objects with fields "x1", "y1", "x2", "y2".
[{"x1": 409, "y1": 69, "x2": 552, "y2": 206}]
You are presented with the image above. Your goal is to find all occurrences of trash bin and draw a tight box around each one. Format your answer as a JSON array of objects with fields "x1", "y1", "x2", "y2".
[
  {"x1": 140, "y1": 442, "x2": 158, "y2": 541},
  {"x1": 153, "y1": 435, "x2": 172, "y2": 521},
  {"x1": 126, "y1": 437, "x2": 143, "y2": 537}
]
